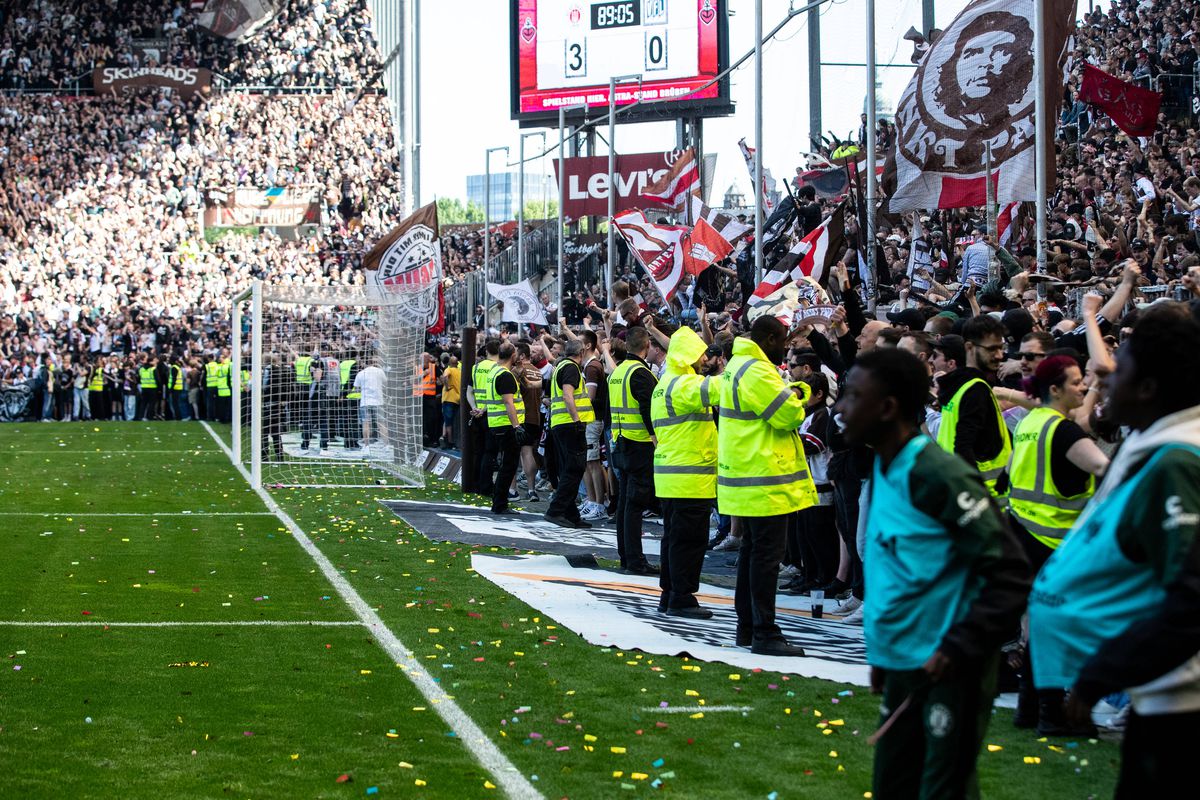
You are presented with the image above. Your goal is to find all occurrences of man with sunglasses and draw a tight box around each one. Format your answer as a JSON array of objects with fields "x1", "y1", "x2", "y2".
[{"x1": 935, "y1": 315, "x2": 1013, "y2": 500}]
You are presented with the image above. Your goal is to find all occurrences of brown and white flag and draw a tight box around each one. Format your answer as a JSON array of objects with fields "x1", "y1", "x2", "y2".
[
  {"x1": 888, "y1": 0, "x2": 1077, "y2": 211},
  {"x1": 363, "y1": 202, "x2": 442, "y2": 288}
]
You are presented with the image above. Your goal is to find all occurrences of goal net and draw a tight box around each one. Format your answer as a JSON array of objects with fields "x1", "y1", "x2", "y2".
[{"x1": 230, "y1": 281, "x2": 434, "y2": 489}]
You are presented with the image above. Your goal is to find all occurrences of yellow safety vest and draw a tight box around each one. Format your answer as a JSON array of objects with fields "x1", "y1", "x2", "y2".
[
  {"x1": 205, "y1": 361, "x2": 221, "y2": 388},
  {"x1": 936, "y1": 377, "x2": 1012, "y2": 499},
  {"x1": 472, "y1": 359, "x2": 498, "y2": 413},
  {"x1": 241, "y1": 369, "x2": 251, "y2": 392},
  {"x1": 294, "y1": 356, "x2": 313, "y2": 385},
  {"x1": 607, "y1": 358, "x2": 655, "y2": 443},
  {"x1": 486, "y1": 365, "x2": 524, "y2": 428},
  {"x1": 171, "y1": 364, "x2": 183, "y2": 391},
  {"x1": 548, "y1": 358, "x2": 595, "y2": 428},
  {"x1": 88, "y1": 368, "x2": 104, "y2": 392},
  {"x1": 716, "y1": 337, "x2": 816, "y2": 517},
  {"x1": 340, "y1": 359, "x2": 360, "y2": 399},
  {"x1": 1007, "y1": 407, "x2": 1096, "y2": 549},
  {"x1": 138, "y1": 366, "x2": 157, "y2": 389},
  {"x1": 217, "y1": 361, "x2": 231, "y2": 397}
]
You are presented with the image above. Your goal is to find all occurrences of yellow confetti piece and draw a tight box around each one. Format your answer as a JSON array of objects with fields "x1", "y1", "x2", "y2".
[
  {"x1": 360, "y1": 670, "x2": 372, "y2": 675},
  {"x1": 386, "y1": 732, "x2": 399, "y2": 739},
  {"x1": 987, "y1": 745, "x2": 1003, "y2": 753},
  {"x1": 828, "y1": 719, "x2": 845, "y2": 726},
  {"x1": 427, "y1": 628, "x2": 440, "y2": 633},
  {"x1": 784, "y1": 708, "x2": 792, "y2": 715},
  {"x1": 837, "y1": 765, "x2": 845, "y2": 773},
  {"x1": 829, "y1": 751, "x2": 838, "y2": 758},
  {"x1": 1048, "y1": 745, "x2": 1065, "y2": 753},
  {"x1": 484, "y1": 781, "x2": 496, "y2": 790},
  {"x1": 682, "y1": 665, "x2": 700, "y2": 672},
  {"x1": 398, "y1": 762, "x2": 413, "y2": 769},
  {"x1": 290, "y1": 754, "x2": 299, "y2": 760},
  {"x1": 611, "y1": 747, "x2": 626, "y2": 754},
  {"x1": 822, "y1": 729, "x2": 833, "y2": 736},
  {"x1": 584, "y1": 745, "x2": 594, "y2": 752},
  {"x1": 690, "y1": 712, "x2": 704, "y2": 719},
  {"x1": 415, "y1": 779, "x2": 427, "y2": 786},
  {"x1": 612, "y1": 771, "x2": 624, "y2": 778},
  {"x1": 685, "y1": 690, "x2": 699, "y2": 697},
  {"x1": 412, "y1": 707, "x2": 426, "y2": 712},
  {"x1": 813, "y1": 709, "x2": 822, "y2": 717},
  {"x1": 631, "y1": 773, "x2": 648, "y2": 781},
  {"x1": 728, "y1": 674, "x2": 741, "y2": 681},
  {"x1": 1023, "y1": 757, "x2": 1042, "y2": 765},
  {"x1": 865, "y1": 794, "x2": 873, "y2": 799},
  {"x1": 584, "y1": 734, "x2": 598, "y2": 742}
]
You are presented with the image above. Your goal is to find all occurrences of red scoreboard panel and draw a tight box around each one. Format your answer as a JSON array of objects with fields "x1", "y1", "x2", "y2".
[{"x1": 510, "y1": 0, "x2": 732, "y2": 125}]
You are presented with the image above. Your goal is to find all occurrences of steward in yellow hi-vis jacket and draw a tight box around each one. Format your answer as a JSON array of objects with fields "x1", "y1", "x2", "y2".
[
  {"x1": 718, "y1": 316, "x2": 816, "y2": 657},
  {"x1": 651, "y1": 326, "x2": 721, "y2": 618}
]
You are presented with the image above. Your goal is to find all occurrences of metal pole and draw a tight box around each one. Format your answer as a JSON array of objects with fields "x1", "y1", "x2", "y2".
[
  {"x1": 985, "y1": 142, "x2": 998, "y2": 283},
  {"x1": 922, "y1": 0, "x2": 935, "y2": 36},
  {"x1": 519, "y1": 134, "x2": 525, "y2": 282},
  {"x1": 250, "y1": 280, "x2": 263, "y2": 490},
  {"x1": 484, "y1": 146, "x2": 510, "y2": 281},
  {"x1": 558, "y1": 104, "x2": 588, "y2": 331},
  {"x1": 866, "y1": 0, "x2": 877, "y2": 307},
  {"x1": 1033, "y1": 0, "x2": 1048, "y2": 274},
  {"x1": 607, "y1": 73, "x2": 641, "y2": 307},
  {"x1": 412, "y1": 0, "x2": 421, "y2": 208},
  {"x1": 754, "y1": 0, "x2": 764, "y2": 285},
  {"x1": 232, "y1": 297, "x2": 243, "y2": 464},
  {"x1": 808, "y1": 2, "x2": 822, "y2": 153}
]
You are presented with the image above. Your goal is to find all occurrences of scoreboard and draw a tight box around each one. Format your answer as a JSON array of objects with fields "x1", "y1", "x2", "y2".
[{"x1": 510, "y1": 0, "x2": 732, "y2": 124}]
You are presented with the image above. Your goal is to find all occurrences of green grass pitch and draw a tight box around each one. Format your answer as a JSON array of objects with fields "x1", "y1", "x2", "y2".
[{"x1": 0, "y1": 423, "x2": 1120, "y2": 798}]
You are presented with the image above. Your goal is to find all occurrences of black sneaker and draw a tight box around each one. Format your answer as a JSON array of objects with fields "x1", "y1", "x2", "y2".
[
  {"x1": 666, "y1": 606, "x2": 714, "y2": 620},
  {"x1": 543, "y1": 513, "x2": 579, "y2": 528},
  {"x1": 571, "y1": 518, "x2": 593, "y2": 529},
  {"x1": 624, "y1": 561, "x2": 660, "y2": 576},
  {"x1": 735, "y1": 630, "x2": 753, "y2": 648},
  {"x1": 750, "y1": 638, "x2": 806, "y2": 657}
]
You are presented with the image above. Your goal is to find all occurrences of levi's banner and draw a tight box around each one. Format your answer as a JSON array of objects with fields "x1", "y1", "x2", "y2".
[
  {"x1": 888, "y1": 0, "x2": 1076, "y2": 211},
  {"x1": 203, "y1": 187, "x2": 320, "y2": 227},
  {"x1": 93, "y1": 67, "x2": 212, "y2": 98},
  {"x1": 554, "y1": 151, "x2": 714, "y2": 218}
]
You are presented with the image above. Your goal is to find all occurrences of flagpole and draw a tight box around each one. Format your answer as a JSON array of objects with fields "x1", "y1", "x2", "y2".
[
  {"x1": 558, "y1": 104, "x2": 588, "y2": 332},
  {"x1": 608, "y1": 73, "x2": 642, "y2": 308},
  {"x1": 865, "y1": 0, "x2": 877, "y2": 312},
  {"x1": 986, "y1": 142, "x2": 997, "y2": 282},
  {"x1": 754, "y1": 0, "x2": 764, "y2": 286},
  {"x1": 484, "y1": 146, "x2": 509, "y2": 316},
  {"x1": 1034, "y1": 0, "x2": 1048, "y2": 274}
]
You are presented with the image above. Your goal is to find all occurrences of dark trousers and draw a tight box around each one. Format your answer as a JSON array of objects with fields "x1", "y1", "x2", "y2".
[
  {"x1": 1116, "y1": 708, "x2": 1200, "y2": 799},
  {"x1": 612, "y1": 438, "x2": 655, "y2": 568},
  {"x1": 833, "y1": 478, "x2": 865, "y2": 599},
  {"x1": 660, "y1": 497, "x2": 712, "y2": 608},
  {"x1": 422, "y1": 395, "x2": 440, "y2": 445},
  {"x1": 873, "y1": 655, "x2": 998, "y2": 800},
  {"x1": 547, "y1": 422, "x2": 586, "y2": 520},
  {"x1": 138, "y1": 389, "x2": 161, "y2": 421},
  {"x1": 218, "y1": 393, "x2": 231, "y2": 425},
  {"x1": 796, "y1": 504, "x2": 840, "y2": 587},
  {"x1": 89, "y1": 390, "x2": 106, "y2": 421},
  {"x1": 300, "y1": 396, "x2": 317, "y2": 447},
  {"x1": 470, "y1": 415, "x2": 491, "y2": 495},
  {"x1": 734, "y1": 514, "x2": 789, "y2": 643},
  {"x1": 205, "y1": 387, "x2": 218, "y2": 421},
  {"x1": 484, "y1": 426, "x2": 519, "y2": 512}
]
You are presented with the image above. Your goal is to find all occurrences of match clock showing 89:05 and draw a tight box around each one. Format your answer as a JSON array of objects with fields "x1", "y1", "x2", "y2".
[{"x1": 510, "y1": 0, "x2": 731, "y2": 123}]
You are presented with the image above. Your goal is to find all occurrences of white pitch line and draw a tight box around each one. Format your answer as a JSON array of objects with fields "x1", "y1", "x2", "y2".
[
  {"x1": 201, "y1": 422, "x2": 541, "y2": 800},
  {"x1": 0, "y1": 620, "x2": 360, "y2": 628},
  {"x1": 642, "y1": 705, "x2": 754, "y2": 714},
  {"x1": 3, "y1": 450, "x2": 219, "y2": 455},
  {"x1": 0, "y1": 512, "x2": 275, "y2": 517}
]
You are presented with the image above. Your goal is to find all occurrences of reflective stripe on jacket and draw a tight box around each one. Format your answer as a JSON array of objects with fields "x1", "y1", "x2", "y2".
[
  {"x1": 548, "y1": 358, "x2": 595, "y2": 428},
  {"x1": 608, "y1": 359, "x2": 655, "y2": 443},
  {"x1": 1008, "y1": 406, "x2": 1095, "y2": 549},
  {"x1": 652, "y1": 327, "x2": 720, "y2": 498},
  {"x1": 936, "y1": 377, "x2": 1012, "y2": 499}
]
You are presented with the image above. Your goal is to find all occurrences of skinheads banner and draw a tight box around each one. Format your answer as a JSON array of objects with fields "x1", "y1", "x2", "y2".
[
  {"x1": 887, "y1": 0, "x2": 1077, "y2": 211},
  {"x1": 93, "y1": 67, "x2": 212, "y2": 98}
]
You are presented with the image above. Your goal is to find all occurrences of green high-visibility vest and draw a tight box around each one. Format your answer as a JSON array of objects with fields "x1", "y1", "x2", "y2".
[
  {"x1": 1007, "y1": 407, "x2": 1095, "y2": 549},
  {"x1": 340, "y1": 359, "x2": 360, "y2": 399},
  {"x1": 295, "y1": 356, "x2": 313, "y2": 385},
  {"x1": 205, "y1": 361, "x2": 221, "y2": 388},
  {"x1": 548, "y1": 358, "x2": 594, "y2": 428},
  {"x1": 486, "y1": 365, "x2": 524, "y2": 428},
  {"x1": 472, "y1": 359, "x2": 497, "y2": 411},
  {"x1": 651, "y1": 372, "x2": 720, "y2": 499},
  {"x1": 607, "y1": 359, "x2": 655, "y2": 443},
  {"x1": 88, "y1": 368, "x2": 104, "y2": 392},
  {"x1": 241, "y1": 369, "x2": 251, "y2": 391},
  {"x1": 217, "y1": 361, "x2": 231, "y2": 397},
  {"x1": 936, "y1": 377, "x2": 1012, "y2": 500},
  {"x1": 171, "y1": 364, "x2": 183, "y2": 391},
  {"x1": 138, "y1": 366, "x2": 157, "y2": 390}
]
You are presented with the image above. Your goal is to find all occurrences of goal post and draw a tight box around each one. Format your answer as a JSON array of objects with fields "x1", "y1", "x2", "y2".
[{"x1": 231, "y1": 279, "x2": 434, "y2": 490}]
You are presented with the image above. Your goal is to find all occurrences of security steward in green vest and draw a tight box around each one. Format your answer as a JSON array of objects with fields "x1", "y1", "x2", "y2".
[
  {"x1": 137, "y1": 355, "x2": 160, "y2": 421},
  {"x1": 718, "y1": 316, "x2": 815, "y2": 657},
  {"x1": 205, "y1": 355, "x2": 223, "y2": 422},
  {"x1": 294, "y1": 350, "x2": 315, "y2": 447},
  {"x1": 481, "y1": 342, "x2": 527, "y2": 514},
  {"x1": 339, "y1": 353, "x2": 360, "y2": 448},
  {"x1": 608, "y1": 327, "x2": 660, "y2": 574},
  {"x1": 169, "y1": 357, "x2": 186, "y2": 421},
  {"x1": 935, "y1": 315, "x2": 1012, "y2": 500},
  {"x1": 652, "y1": 327, "x2": 721, "y2": 618},
  {"x1": 217, "y1": 349, "x2": 233, "y2": 424},
  {"x1": 1006, "y1": 355, "x2": 1108, "y2": 732},
  {"x1": 544, "y1": 340, "x2": 595, "y2": 529},
  {"x1": 470, "y1": 339, "x2": 502, "y2": 495}
]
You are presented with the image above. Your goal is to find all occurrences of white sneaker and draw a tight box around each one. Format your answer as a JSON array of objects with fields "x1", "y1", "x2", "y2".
[
  {"x1": 713, "y1": 536, "x2": 741, "y2": 551},
  {"x1": 580, "y1": 502, "x2": 608, "y2": 521},
  {"x1": 837, "y1": 595, "x2": 863, "y2": 615},
  {"x1": 841, "y1": 605, "x2": 864, "y2": 625},
  {"x1": 778, "y1": 564, "x2": 800, "y2": 578}
]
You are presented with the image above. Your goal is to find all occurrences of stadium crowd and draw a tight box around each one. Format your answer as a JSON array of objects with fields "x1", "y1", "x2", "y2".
[{"x1": 0, "y1": 0, "x2": 381, "y2": 91}]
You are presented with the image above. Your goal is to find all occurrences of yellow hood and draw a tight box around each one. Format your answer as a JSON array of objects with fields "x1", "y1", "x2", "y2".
[{"x1": 664, "y1": 326, "x2": 708, "y2": 375}]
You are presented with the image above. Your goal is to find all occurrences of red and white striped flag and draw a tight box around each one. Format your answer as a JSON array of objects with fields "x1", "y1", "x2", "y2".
[
  {"x1": 690, "y1": 195, "x2": 751, "y2": 245},
  {"x1": 996, "y1": 202, "x2": 1019, "y2": 248},
  {"x1": 749, "y1": 204, "x2": 847, "y2": 307},
  {"x1": 640, "y1": 148, "x2": 700, "y2": 211}
]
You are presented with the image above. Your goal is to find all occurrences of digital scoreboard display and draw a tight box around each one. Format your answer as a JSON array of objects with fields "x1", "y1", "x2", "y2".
[{"x1": 510, "y1": 0, "x2": 731, "y2": 124}]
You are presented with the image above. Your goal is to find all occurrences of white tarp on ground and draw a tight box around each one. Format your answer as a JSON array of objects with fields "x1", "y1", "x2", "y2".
[{"x1": 472, "y1": 553, "x2": 869, "y2": 685}]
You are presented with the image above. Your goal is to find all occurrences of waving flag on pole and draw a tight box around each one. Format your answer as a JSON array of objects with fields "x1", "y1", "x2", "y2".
[
  {"x1": 1079, "y1": 63, "x2": 1162, "y2": 137},
  {"x1": 487, "y1": 279, "x2": 548, "y2": 325},
  {"x1": 640, "y1": 148, "x2": 700, "y2": 211},
  {"x1": 748, "y1": 204, "x2": 846, "y2": 308},
  {"x1": 887, "y1": 0, "x2": 1076, "y2": 211},
  {"x1": 690, "y1": 195, "x2": 751, "y2": 246},
  {"x1": 996, "y1": 201, "x2": 1020, "y2": 248},
  {"x1": 738, "y1": 138, "x2": 776, "y2": 215},
  {"x1": 612, "y1": 210, "x2": 689, "y2": 301}
]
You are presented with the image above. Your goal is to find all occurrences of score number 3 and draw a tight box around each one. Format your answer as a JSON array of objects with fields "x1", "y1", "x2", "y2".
[{"x1": 565, "y1": 39, "x2": 587, "y2": 78}]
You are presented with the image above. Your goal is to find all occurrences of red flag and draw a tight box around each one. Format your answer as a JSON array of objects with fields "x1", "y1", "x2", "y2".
[
  {"x1": 640, "y1": 148, "x2": 700, "y2": 210},
  {"x1": 426, "y1": 284, "x2": 446, "y2": 335},
  {"x1": 682, "y1": 218, "x2": 733, "y2": 276},
  {"x1": 1079, "y1": 63, "x2": 1162, "y2": 138}
]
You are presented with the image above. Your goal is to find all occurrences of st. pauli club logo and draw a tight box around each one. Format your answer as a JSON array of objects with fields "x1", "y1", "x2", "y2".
[
  {"x1": 699, "y1": 0, "x2": 716, "y2": 26},
  {"x1": 895, "y1": 0, "x2": 1035, "y2": 175},
  {"x1": 521, "y1": 16, "x2": 536, "y2": 43},
  {"x1": 505, "y1": 287, "x2": 539, "y2": 318}
]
